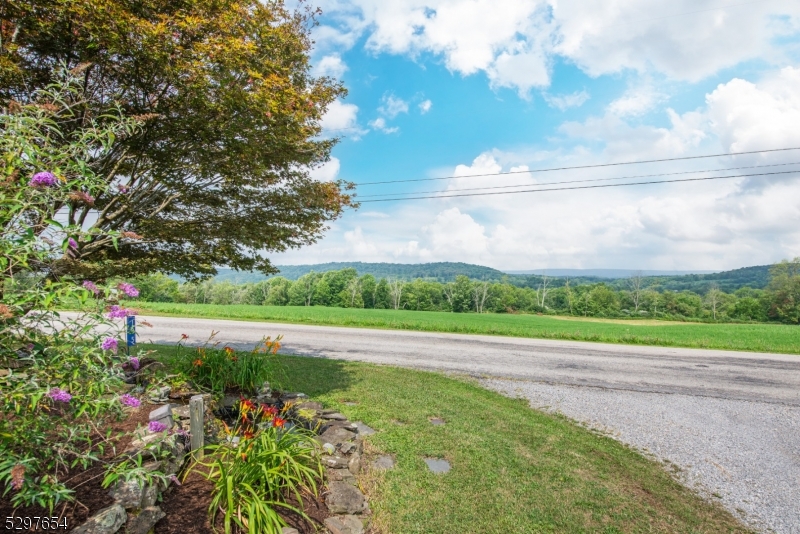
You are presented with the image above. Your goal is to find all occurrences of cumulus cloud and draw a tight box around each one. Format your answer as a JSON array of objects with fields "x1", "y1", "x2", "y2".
[
  {"x1": 706, "y1": 67, "x2": 800, "y2": 154},
  {"x1": 368, "y1": 117, "x2": 399, "y2": 134},
  {"x1": 543, "y1": 90, "x2": 590, "y2": 111},
  {"x1": 320, "y1": 100, "x2": 360, "y2": 132},
  {"x1": 419, "y1": 99, "x2": 433, "y2": 114},
  {"x1": 313, "y1": 0, "x2": 800, "y2": 93},
  {"x1": 607, "y1": 84, "x2": 666, "y2": 117},
  {"x1": 309, "y1": 158, "x2": 341, "y2": 182},
  {"x1": 312, "y1": 54, "x2": 349, "y2": 78}
]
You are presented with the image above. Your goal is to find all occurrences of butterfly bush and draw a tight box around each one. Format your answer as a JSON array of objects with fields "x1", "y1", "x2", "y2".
[
  {"x1": 120, "y1": 394, "x2": 142, "y2": 408},
  {"x1": 47, "y1": 388, "x2": 72, "y2": 403},
  {"x1": 29, "y1": 171, "x2": 58, "y2": 187},
  {"x1": 83, "y1": 280, "x2": 100, "y2": 295},
  {"x1": 149, "y1": 421, "x2": 169, "y2": 433},
  {"x1": 0, "y1": 71, "x2": 145, "y2": 512},
  {"x1": 117, "y1": 283, "x2": 139, "y2": 298}
]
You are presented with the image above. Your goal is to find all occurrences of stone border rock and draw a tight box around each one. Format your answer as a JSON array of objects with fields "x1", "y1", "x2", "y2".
[
  {"x1": 72, "y1": 404, "x2": 188, "y2": 534},
  {"x1": 72, "y1": 393, "x2": 380, "y2": 534}
]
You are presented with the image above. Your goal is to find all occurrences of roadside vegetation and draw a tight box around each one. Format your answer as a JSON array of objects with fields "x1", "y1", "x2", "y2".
[
  {"x1": 144, "y1": 347, "x2": 753, "y2": 534},
  {"x1": 128, "y1": 260, "x2": 800, "y2": 325},
  {"x1": 135, "y1": 303, "x2": 800, "y2": 354}
]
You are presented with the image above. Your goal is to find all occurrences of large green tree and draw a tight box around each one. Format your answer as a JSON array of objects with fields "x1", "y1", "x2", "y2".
[{"x1": 1, "y1": 0, "x2": 353, "y2": 280}]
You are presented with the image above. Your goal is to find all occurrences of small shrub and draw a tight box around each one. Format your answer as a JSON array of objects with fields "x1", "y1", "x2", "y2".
[
  {"x1": 165, "y1": 337, "x2": 286, "y2": 394},
  {"x1": 193, "y1": 402, "x2": 322, "y2": 534}
]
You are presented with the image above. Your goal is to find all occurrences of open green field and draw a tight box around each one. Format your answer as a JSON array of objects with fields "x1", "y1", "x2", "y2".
[
  {"x1": 137, "y1": 302, "x2": 800, "y2": 354},
  {"x1": 144, "y1": 345, "x2": 751, "y2": 533}
]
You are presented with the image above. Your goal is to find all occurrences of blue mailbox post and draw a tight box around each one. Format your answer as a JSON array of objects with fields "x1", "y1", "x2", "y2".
[{"x1": 126, "y1": 315, "x2": 136, "y2": 354}]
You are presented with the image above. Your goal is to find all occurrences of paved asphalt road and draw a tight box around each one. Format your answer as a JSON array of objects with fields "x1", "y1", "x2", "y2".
[{"x1": 137, "y1": 315, "x2": 800, "y2": 406}]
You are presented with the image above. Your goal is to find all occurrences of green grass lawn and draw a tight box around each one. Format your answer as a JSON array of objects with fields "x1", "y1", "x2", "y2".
[
  {"x1": 145, "y1": 345, "x2": 751, "y2": 533},
  {"x1": 136, "y1": 302, "x2": 800, "y2": 354}
]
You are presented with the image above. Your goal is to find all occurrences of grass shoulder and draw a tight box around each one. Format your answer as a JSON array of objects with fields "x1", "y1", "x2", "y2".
[{"x1": 135, "y1": 302, "x2": 800, "y2": 354}]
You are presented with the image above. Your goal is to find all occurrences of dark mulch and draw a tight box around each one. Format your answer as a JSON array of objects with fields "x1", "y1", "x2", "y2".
[
  {"x1": 0, "y1": 405, "x2": 151, "y2": 532},
  {"x1": 155, "y1": 468, "x2": 331, "y2": 534},
  {"x1": 154, "y1": 470, "x2": 218, "y2": 533}
]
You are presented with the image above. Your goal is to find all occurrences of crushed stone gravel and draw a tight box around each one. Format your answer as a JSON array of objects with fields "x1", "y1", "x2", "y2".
[{"x1": 481, "y1": 378, "x2": 800, "y2": 534}]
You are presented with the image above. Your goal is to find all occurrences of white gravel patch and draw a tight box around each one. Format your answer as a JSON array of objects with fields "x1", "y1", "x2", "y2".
[{"x1": 480, "y1": 378, "x2": 800, "y2": 534}]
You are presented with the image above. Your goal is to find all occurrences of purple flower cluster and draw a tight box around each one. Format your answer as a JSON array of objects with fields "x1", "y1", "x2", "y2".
[
  {"x1": 29, "y1": 172, "x2": 57, "y2": 188},
  {"x1": 48, "y1": 388, "x2": 72, "y2": 403},
  {"x1": 68, "y1": 238, "x2": 78, "y2": 249},
  {"x1": 120, "y1": 394, "x2": 141, "y2": 408},
  {"x1": 149, "y1": 421, "x2": 168, "y2": 433},
  {"x1": 100, "y1": 337, "x2": 118, "y2": 352},
  {"x1": 129, "y1": 357, "x2": 140, "y2": 371},
  {"x1": 107, "y1": 305, "x2": 136, "y2": 319},
  {"x1": 117, "y1": 283, "x2": 139, "y2": 298},
  {"x1": 83, "y1": 280, "x2": 100, "y2": 295}
]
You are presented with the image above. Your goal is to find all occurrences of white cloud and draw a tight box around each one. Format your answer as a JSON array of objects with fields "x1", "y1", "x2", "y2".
[
  {"x1": 543, "y1": 90, "x2": 590, "y2": 111},
  {"x1": 312, "y1": 54, "x2": 349, "y2": 78},
  {"x1": 368, "y1": 117, "x2": 399, "y2": 134},
  {"x1": 313, "y1": 0, "x2": 800, "y2": 93},
  {"x1": 320, "y1": 100, "x2": 360, "y2": 132},
  {"x1": 607, "y1": 84, "x2": 665, "y2": 117},
  {"x1": 360, "y1": 211, "x2": 391, "y2": 218},
  {"x1": 309, "y1": 158, "x2": 341, "y2": 182},
  {"x1": 706, "y1": 67, "x2": 800, "y2": 154},
  {"x1": 550, "y1": 0, "x2": 800, "y2": 82},
  {"x1": 378, "y1": 94, "x2": 409, "y2": 118},
  {"x1": 419, "y1": 99, "x2": 433, "y2": 114}
]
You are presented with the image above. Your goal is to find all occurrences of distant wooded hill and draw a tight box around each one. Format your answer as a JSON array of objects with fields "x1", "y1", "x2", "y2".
[
  {"x1": 214, "y1": 262, "x2": 505, "y2": 283},
  {"x1": 211, "y1": 262, "x2": 772, "y2": 293}
]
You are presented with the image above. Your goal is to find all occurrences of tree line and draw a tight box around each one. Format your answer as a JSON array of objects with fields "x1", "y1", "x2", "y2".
[{"x1": 131, "y1": 259, "x2": 800, "y2": 324}]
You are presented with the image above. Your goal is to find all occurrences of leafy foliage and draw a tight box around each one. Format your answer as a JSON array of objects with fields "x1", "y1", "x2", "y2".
[
  {"x1": 0, "y1": 74, "x2": 149, "y2": 511},
  {"x1": 1, "y1": 0, "x2": 354, "y2": 280}
]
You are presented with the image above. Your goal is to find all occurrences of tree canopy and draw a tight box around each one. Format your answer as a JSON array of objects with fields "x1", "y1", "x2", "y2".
[{"x1": 1, "y1": 0, "x2": 354, "y2": 280}]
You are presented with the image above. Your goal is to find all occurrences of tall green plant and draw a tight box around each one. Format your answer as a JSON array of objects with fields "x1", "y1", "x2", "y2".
[{"x1": 194, "y1": 410, "x2": 323, "y2": 534}]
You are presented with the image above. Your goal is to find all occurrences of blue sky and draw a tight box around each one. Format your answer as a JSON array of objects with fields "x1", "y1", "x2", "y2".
[{"x1": 272, "y1": 0, "x2": 800, "y2": 271}]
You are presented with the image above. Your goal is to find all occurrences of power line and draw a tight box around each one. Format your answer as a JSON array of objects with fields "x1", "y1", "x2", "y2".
[
  {"x1": 355, "y1": 160, "x2": 800, "y2": 199},
  {"x1": 354, "y1": 146, "x2": 800, "y2": 186},
  {"x1": 357, "y1": 169, "x2": 800, "y2": 203}
]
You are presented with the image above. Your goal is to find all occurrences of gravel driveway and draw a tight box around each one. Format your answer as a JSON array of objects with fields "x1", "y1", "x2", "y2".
[{"x1": 481, "y1": 378, "x2": 800, "y2": 534}]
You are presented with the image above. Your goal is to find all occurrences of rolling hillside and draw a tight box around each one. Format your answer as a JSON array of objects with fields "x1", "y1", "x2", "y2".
[{"x1": 210, "y1": 262, "x2": 773, "y2": 292}]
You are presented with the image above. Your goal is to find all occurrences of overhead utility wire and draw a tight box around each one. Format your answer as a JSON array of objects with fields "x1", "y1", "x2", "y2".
[
  {"x1": 355, "y1": 160, "x2": 800, "y2": 199},
  {"x1": 354, "y1": 146, "x2": 800, "y2": 186},
  {"x1": 357, "y1": 169, "x2": 800, "y2": 203}
]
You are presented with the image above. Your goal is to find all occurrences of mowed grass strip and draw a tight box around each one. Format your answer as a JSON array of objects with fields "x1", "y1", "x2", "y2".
[
  {"x1": 137, "y1": 302, "x2": 800, "y2": 354},
  {"x1": 146, "y1": 346, "x2": 751, "y2": 533}
]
